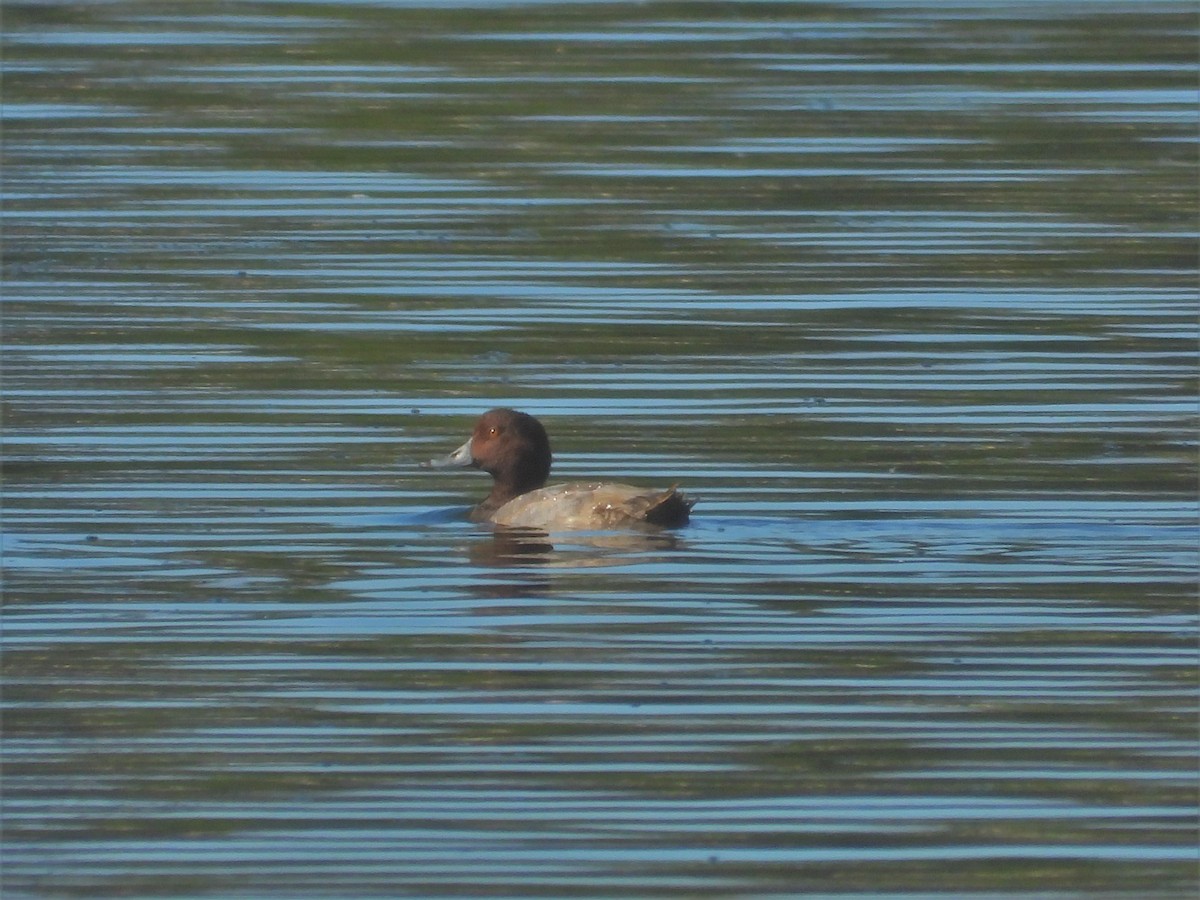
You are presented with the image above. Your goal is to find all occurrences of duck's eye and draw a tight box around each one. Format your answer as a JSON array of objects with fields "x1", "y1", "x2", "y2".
[{"x1": 488, "y1": 426, "x2": 500, "y2": 436}]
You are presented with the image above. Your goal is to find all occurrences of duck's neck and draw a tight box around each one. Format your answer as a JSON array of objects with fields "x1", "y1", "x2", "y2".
[
  {"x1": 472, "y1": 472, "x2": 544, "y2": 521},
  {"x1": 472, "y1": 486, "x2": 516, "y2": 520}
]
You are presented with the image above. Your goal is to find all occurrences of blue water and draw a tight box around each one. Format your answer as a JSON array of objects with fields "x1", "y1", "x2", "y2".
[{"x1": 2, "y1": 2, "x2": 1196, "y2": 897}]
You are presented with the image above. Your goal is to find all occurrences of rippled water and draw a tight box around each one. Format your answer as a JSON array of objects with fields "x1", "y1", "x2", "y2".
[{"x1": 3, "y1": 2, "x2": 1197, "y2": 897}]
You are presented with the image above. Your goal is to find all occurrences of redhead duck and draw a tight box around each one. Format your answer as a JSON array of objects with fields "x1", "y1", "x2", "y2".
[{"x1": 423, "y1": 408, "x2": 693, "y2": 530}]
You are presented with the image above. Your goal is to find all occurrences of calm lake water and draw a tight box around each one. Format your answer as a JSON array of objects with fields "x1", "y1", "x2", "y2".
[{"x1": 2, "y1": 1, "x2": 1197, "y2": 897}]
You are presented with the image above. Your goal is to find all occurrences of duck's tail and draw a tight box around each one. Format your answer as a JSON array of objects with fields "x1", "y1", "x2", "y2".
[{"x1": 642, "y1": 485, "x2": 695, "y2": 527}]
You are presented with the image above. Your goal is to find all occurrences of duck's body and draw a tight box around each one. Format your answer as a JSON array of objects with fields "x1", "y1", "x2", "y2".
[
  {"x1": 424, "y1": 409, "x2": 693, "y2": 531},
  {"x1": 482, "y1": 481, "x2": 691, "y2": 530}
]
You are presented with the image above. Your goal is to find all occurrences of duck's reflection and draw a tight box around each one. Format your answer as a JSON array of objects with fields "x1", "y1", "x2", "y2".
[
  {"x1": 469, "y1": 526, "x2": 556, "y2": 567},
  {"x1": 468, "y1": 525, "x2": 684, "y2": 568}
]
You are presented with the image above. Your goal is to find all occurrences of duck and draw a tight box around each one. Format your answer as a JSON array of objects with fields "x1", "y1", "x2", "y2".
[{"x1": 422, "y1": 408, "x2": 693, "y2": 530}]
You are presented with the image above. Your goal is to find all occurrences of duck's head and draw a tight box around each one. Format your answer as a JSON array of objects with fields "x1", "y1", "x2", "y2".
[{"x1": 424, "y1": 408, "x2": 552, "y2": 498}]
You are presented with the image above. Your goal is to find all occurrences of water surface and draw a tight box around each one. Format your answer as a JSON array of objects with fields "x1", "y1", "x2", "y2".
[{"x1": 2, "y1": 1, "x2": 1197, "y2": 897}]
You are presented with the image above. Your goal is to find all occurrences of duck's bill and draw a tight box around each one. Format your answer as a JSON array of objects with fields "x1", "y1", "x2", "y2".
[{"x1": 421, "y1": 437, "x2": 475, "y2": 469}]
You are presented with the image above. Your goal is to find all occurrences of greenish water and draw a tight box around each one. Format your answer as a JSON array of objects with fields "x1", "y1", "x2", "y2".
[{"x1": 2, "y1": 2, "x2": 1197, "y2": 897}]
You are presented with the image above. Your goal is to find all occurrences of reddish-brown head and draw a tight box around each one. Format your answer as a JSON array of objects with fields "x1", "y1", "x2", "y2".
[
  {"x1": 424, "y1": 409, "x2": 552, "y2": 515},
  {"x1": 467, "y1": 408, "x2": 552, "y2": 495}
]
